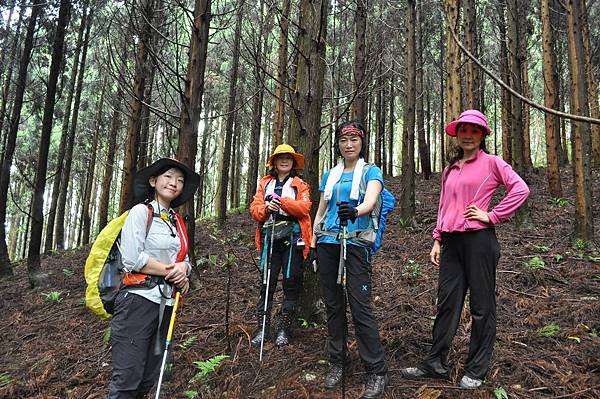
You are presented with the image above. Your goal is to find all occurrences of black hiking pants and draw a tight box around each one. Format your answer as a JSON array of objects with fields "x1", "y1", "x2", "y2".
[
  {"x1": 256, "y1": 237, "x2": 303, "y2": 318},
  {"x1": 421, "y1": 228, "x2": 500, "y2": 380},
  {"x1": 318, "y1": 243, "x2": 387, "y2": 375},
  {"x1": 107, "y1": 291, "x2": 172, "y2": 399}
]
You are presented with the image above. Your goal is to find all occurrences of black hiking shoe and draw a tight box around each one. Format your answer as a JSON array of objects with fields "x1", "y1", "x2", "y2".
[
  {"x1": 360, "y1": 373, "x2": 388, "y2": 399},
  {"x1": 251, "y1": 316, "x2": 270, "y2": 348},
  {"x1": 324, "y1": 364, "x2": 344, "y2": 389},
  {"x1": 275, "y1": 312, "x2": 293, "y2": 347}
]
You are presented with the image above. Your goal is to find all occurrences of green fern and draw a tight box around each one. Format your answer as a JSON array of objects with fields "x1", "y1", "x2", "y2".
[
  {"x1": 178, "y1": 335, "x2": 197, "y2": 350},
  {"x1": 538, "y1": 323, "x2": 560, "y2": 337},
  {"x1": 191, "y1": 355, "x2": 229, "y2": 382}
]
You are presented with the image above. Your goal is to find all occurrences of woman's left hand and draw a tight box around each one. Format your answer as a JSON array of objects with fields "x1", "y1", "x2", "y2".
[
  {"x1": 165, "y1": 262, "x2": 188, "y2": 285},
  {"x1": 463, "y1": 204, "x2": 490, "y2": 223}
]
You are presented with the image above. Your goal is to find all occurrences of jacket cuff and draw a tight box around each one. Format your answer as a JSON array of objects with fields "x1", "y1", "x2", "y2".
[{"x1": 487, "y1": 211, "x2": 500, "y2": 225}]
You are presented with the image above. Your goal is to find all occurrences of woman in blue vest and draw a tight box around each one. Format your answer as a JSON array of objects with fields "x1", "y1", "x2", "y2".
[{"x1": 310, "y1": 121, "x2": 387, "y2": 399}]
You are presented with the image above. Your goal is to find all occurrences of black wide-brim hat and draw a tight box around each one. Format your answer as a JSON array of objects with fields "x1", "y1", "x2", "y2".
[{"x1": 133, "y1": 158, "x2": 201, "y2": 208}]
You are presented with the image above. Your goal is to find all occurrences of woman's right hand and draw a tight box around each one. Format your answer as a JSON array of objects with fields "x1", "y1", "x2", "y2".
[
  {"x1": 266, "y1": 199, "x2": 281, "y2": 213},
  {"x1": 430, "y1": 240, "x2": 441, "y2": 267}
]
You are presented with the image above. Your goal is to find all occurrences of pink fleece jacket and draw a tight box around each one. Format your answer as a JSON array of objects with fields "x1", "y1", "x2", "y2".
[{"x1": 432, "y1": 149, "x2": 530, "y2": 242}]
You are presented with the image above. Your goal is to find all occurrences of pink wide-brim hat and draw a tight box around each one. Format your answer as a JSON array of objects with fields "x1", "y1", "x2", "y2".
[{"x1": 445, "y1": 109, "x2": 491, "y2": 137}]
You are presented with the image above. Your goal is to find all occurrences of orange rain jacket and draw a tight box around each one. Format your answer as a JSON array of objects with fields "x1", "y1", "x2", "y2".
[{"x1": 250, "y1": 175, "x2": 312, "y2": 259}]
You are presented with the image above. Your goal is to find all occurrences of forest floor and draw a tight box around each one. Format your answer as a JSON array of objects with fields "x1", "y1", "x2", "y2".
[{"x1": 0, "y1": 167, "x2": 599, "y2": 399}]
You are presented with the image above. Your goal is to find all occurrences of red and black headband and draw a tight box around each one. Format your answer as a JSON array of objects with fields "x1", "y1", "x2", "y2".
[{"x1": 340, "y1": 125, "x2": 365, "y2": 138}]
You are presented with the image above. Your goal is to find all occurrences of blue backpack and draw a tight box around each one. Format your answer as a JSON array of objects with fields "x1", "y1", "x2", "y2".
[{"x1": 358, "y1": 164, "x2": 396, "y2": 255}]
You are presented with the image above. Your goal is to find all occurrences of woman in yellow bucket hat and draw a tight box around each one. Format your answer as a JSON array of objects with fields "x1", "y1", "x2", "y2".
[{"x1": 249, "y1": 144, "x2": 312, "y2": 347}]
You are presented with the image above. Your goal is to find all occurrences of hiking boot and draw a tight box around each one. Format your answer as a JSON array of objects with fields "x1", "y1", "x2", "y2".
[
  {"x1": 275, "y1": 312, "x2": 293, "y2": 347},
  {"x1": 400, "y1": 366, "x2": 448, "y2": 380},
  {"x1": 251, "y1": 315, "x2": 270, "y2": 348},
  {"x1": 324, "y1": 364, "x2": 344, "y2": 389},
  {"x1": 360, "y1": 373, "x2": 388, "y2": 399},
  {"x1": 459, "y1": 375, "x2": 482, "y2": 389}
]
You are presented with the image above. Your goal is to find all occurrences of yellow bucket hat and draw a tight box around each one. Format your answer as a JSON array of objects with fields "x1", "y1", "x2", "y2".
[{"x1": 266, "y1": 144, "x2": 305, "y2": 170}]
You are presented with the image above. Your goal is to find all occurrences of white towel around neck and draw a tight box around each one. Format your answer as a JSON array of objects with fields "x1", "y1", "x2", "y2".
[{"x1": 323, "y1": 158, "x2": 366, "y2": 202}]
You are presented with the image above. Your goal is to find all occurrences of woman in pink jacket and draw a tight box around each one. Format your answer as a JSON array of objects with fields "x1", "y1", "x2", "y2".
[{"x1": 400, "y1": 110, "x2": 530, "y2": 389}]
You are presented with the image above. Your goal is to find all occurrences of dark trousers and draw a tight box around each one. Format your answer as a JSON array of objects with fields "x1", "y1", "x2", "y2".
[
  {"x1": 318, "y1": 243, "x2": 387, "y2": 375},
  {"x1": 421, "y1": 228, "x2": 500, "y2": 380},
  {"x1": 108, "y1": 291, "x2": 172, "y2": 399},
  {"x1": 256, "y1": 238, "x2": 303, "y2": 317}
]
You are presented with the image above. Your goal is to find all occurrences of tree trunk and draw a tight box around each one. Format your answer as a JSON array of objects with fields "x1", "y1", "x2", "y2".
[
  {"x1": 400, "y1": 0, "x2": 416, "y2": 221},
  {"x1": 541, "y1": 0, "x2": 563, "y2": 198},
  {"x1": 272, "y1": 0, "x2": 290, "y2": 147},
  {"x1": 44, "y1": 5, "x2": 88, "y2": 252},
  {"x1": 119, "y1": 0, "x2": 157, "y2": 213},
  {"x1": 497, "y1": 0, "x2": 512, "y2": 163},
  {"x1": 566, "y1": 0, "x2": 594, "y2": 240},
  {"x1": 507, "y1": 0, "x2": 525, "y2": 172},
  {"x1": 216, "y1": 0, "x2": 243, "y2": 226},
  {"x1": 177, "y1": 0, "x2": 211, "y2": 265},
  {"x1": 387, "y1": 77, "x2": 395, "y2": 176},
  {"x1": 27, "y1": 0, "x2": 71, "y2": 287},
  {"x1": 352, "y1": 0, "x2": 367, "y2": 125},
  {"x1": 580, "y1": 0, "x2": 600, "y2": 167},
  {"x1": 246, "y1": 37, "x2": 265, "y2": 206},
  {"x1": 445, "y1": 0, "x2": 461, "y2": 161},
  {"x1": 416, "y1": 3, "x2": 430, "y2": 179},
  {"x1": 55, "y1": 7, "x2": 93, "y2": 250},
  {"x1": 82, "y1": 82, "x2": 105, "y2": 244},
  {"x1": 289, "y1": 0, "x2": 329, "y2": 322},
  {"x1": 98, "y1": 80, "x2": 123, "y2": 231},
  {"x1": 375, "y1": 61, "x2": 383, "y2": 167},
  {"x1": 0, "y1": 0, "x2": 41, "y2": 276},
  {"x1": 464, "y1": 0, "x2": 480, "y2": 109},
  {"x1": 519, "y1": 3, "x2": 533, "y2": 171},
  {"x1": 0, "y1": 4, "x2": 23, "y2": 150}
]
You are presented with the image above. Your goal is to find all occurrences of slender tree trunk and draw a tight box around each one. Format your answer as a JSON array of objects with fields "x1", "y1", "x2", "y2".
[
  {"x1": 137, "y1": 66, "x2": 155, "y2": 170},
  {"x1": 507, "y1": 0, "x2": 525, "y2": 172},
  {"x1": 0, "y1": 0, "x2": 41, "y2": 276},
  {"x1": 82, "y1": 82, "x2": 105, "y2": 244},
  {"x1": 566, "y1": 0, "x2": 594, "y2": 240},
  {"x1": 400, "y1": 0, "x2": 416, "y2": 220},
  {"x1": 27, "y1": 0, "x2": 71, "y2": 287},
  {"x1": 375, "y1": 61, "x2": 383, "y2": 167},
  {"x1": 519, "y1": 3, "x2": 533, "y2": 170},
  {"x1": 98, "y1": 85, "x2": 122, "y2": 231},
  {"x1": 272, "y1": 0, "x2": 290, "y2": 146},
  {"x1": 580, "y1": 0, "x2": 600, "y2": 167},
  {"x1": 0, "y1": 4, "x2": 23, "y2": 149},
  {"x1": 119, "y1": 0, "x2": 157, "y2": 213},
  {"x1": 177, "y1": 0, "x2": 211, "y2": 265},
  {"x1": 541, "y1": 0, "x2": 562, "y2": 197},
  {"x1": 246, "y1": 48, "x2": 265, "y2": 205},
  {"x1": 352, "y1": 0, "x2": 367, "y2": 125},
  {"x1": 289, "y1": 0, "x2": 329, "y2": 322},
  {"x1": 416, "y1": 3, "x2": 430, "y2": 179},
  {"x1": 55, "y1": 7, "x2": 92, "y2": 250},
  {"x1": 44, "y1": 5, "x2": 87, "y2": 252},
  {"x1": 216, "y1": 0, "x2": 243, "y2": 226},
  {"x1": 464, "y1": 0, "x2": 480, "y2": 109},
  {"x1": 445, "y1": 0, "x2": 461, "y2": 161},
  {"x1": 497, "y1": 0, "x2": 512, "y2": 163},
  {"x1": 388, "y1": 77, "x2": 395, "y2": 176}
]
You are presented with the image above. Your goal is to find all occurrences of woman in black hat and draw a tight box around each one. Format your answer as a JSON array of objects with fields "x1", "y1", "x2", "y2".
[{"x1": 107, "y1": 158, "x2": 200, "y2": 399}]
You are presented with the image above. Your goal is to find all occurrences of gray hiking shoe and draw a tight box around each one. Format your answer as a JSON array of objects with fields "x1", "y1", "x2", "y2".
[{"x1": 459, "y1": 375, "x2": 482, "y2": 389}]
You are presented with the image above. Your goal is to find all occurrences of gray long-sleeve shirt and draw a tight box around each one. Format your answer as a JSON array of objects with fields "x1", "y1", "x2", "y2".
[{"x1": 119, "y1": 200, "x2": 190, "y2": 306}]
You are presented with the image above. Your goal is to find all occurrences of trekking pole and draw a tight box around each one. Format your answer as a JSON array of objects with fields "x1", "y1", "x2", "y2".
[
  {"x1": 155, "y1": 291, "x2": 181, "y2": 399},
  {"x1": 337, "y1": 201, "x2": 348, "y2": 399},
  {"x1": 259, "y1": 213, "x2": 276, "y2": 362}
]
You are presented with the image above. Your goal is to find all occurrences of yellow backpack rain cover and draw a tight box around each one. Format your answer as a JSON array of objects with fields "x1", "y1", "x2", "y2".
[{"x1": 84, "y1": 211, "x2": 129, "y2": 320}]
